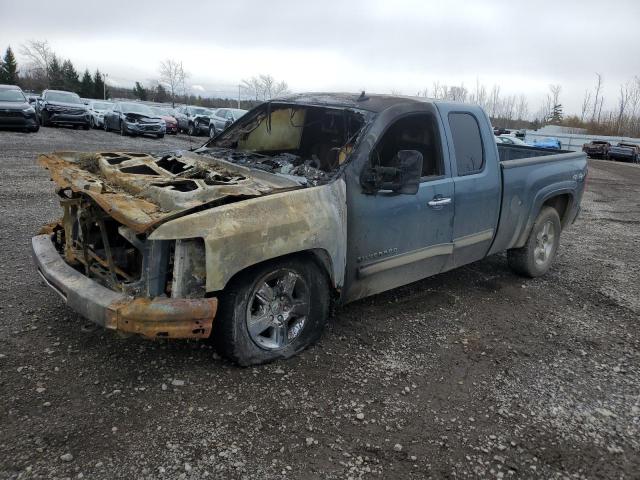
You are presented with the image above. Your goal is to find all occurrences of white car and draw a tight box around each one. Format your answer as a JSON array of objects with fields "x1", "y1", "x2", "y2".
[
  {"x1": 496, "y1": 135, "x2": 528, "y2": 146},
  {"x1": 88, "y1": 100, "x2": 113, "y2": 128}
]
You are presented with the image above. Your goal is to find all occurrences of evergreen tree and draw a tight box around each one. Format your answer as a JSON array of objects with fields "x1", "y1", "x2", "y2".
[
  {"x1": 93, "y1": 70, "x2": 107, "y2": 99},
  {"x1": 0, "y1": 46, "x2": 19, "y2": 85},
  {"x1": 79, "y1": 69, "x2": 94, "y2": 98},
  {"x1": 154, "y1": 84, "x2": 168, "y2": 103},
  {"x1": 551, "y1": 104, "x2": 564, "y2": 123},
  {"x1": 133, "y1": 81, "x2": 147, "y2": 100},
  {"x1": 61, "y1": 59, "x2": 80, "y2": 93},
  {"x1": 48, "y1": 55, "x2": 64, "y2": 90}
]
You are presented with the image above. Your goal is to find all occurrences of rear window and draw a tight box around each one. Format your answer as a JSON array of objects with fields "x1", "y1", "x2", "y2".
[{"x1": 448, "y1": 113, "x2": 484, "y2": 175}]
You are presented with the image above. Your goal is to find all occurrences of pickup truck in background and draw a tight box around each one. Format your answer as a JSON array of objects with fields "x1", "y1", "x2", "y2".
[
  {"x1": 608, "y1": 142, "x2": 639, "y2": 163},
  {"x1": 582, "y1": 140, "x2": 611, "y2": 159},
  {"x1": 32, "y1": 93, "x2": 588, "y2": 365}
]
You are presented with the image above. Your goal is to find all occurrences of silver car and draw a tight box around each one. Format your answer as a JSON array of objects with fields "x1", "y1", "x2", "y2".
[{"x1": 88, "y1": 100, "x2": 113, "y2": 128}]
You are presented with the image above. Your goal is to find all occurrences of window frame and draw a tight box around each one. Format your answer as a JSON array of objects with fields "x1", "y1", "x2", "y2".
[
  {"x1": 366, "y1": 112, "x2": 447, "y2": 183},
  {"x1": 447, "y1": 111, "x2": 486, "y2": 177}
]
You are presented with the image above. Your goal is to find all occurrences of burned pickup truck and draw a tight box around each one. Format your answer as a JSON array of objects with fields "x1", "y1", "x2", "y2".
[{"x1": 33, "y1": 93, "x2": 588, "y2": 365}]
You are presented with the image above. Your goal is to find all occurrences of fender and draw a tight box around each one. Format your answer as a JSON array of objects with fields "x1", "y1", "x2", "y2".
[
  {"x1": 514, "y1": 181, "x2": 575, "y2": 248},
  {"x1": 149, "y1": 179, "x2": 347, "y2": 292}
]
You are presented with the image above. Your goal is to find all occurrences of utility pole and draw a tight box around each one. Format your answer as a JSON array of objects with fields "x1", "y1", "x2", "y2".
[
  {"x1": 237, "y1": 84, "x2": 241, "y2": 109},
  {"x1": 104, "y1": 73, "x2": 108, "y2": 100}
]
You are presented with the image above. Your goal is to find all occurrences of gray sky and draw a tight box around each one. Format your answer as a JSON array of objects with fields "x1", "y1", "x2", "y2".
[{"x1": 2, "y1": 0, "x2": 639, "y2": 115}]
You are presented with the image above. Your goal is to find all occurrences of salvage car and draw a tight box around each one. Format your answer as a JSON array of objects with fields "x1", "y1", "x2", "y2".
[
  {"x1": 37, "y1": 89, "x2": 91, "y2": 129},
  {"x1": 103, "y1": 101, "x2": 165, "y2": 138},
  {"x1": 32, "y1": 93, "x2": 587, "y2": 365},
  {"x1": 208, "y1": 108, "x2": 247, "y2": 138},
  {"x1": 87, "y1": 100, "x2": 112, "y2": 129},
  {"x1": 174, "y1": 105, "x2": 214, "y2": 135},
  {"x1": 0, "y1": 84, "x2": 39, "y2": 132},
  {"x1": 532, "y1": 137, "x2": 562, "y2": 150},
  {"x1": 607, "y1": 142, "x2": 639, "y2": 163},
  {"x1": 150, "y1": 106, "x2": 179, "y2": 135},
  {"x1": 581, "y1": 140, "x2": 610, "y2": 159}
]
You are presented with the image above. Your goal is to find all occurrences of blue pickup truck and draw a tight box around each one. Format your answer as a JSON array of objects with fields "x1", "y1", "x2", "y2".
[{"x1": 32, "y1": 93, "x2": 588, "y2": 365}]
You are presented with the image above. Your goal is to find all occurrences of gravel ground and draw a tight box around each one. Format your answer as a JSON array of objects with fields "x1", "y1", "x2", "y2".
[{"x1": 0, "y1": 127, "x2": 638, "y2": 479}]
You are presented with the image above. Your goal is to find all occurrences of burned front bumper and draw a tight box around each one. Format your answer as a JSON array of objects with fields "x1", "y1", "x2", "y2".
[{"x1": 32, "y1": 234, "x2": 216, "y2": 339}]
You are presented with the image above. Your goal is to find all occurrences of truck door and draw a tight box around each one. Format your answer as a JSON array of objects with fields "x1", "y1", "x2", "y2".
[
  {"x1": 438, "y1": 106, "x2": 501, "y2": 270},
  {"x1": 343, "y1": 110, "x2": 454, "y2": 302}
]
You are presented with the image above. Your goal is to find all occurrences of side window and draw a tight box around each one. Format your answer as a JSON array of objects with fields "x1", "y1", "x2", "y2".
[
  {"x1": 218, "y1": 109, "x2": 228, "y2": 119},
  {"x1": 370, "y1": 114, "x2": 444, "y2": 178},
  {"x1": 448, "y1": 113, "x2": 484, "y2": 175}
]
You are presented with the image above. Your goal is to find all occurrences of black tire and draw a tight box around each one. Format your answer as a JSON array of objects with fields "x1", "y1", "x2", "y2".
[
  {"x1": 213, "y1": 257, "x2": 330, "y2": 366},
  {"x1": 89, "y1": 116, "x2": 95, "y2": 128},
  {"x1": 103, "y1": 119, "x2": 109, "y2": 132},
  {"x1": 156, "y1": 133, "x2": 164, "y2": 139},
  {"x1": 29, "y1": 125, "x2": 40, "y2": 133},
  {"x1": 120, "y1": 121, "x2": 127, "y2": 136},
  {"x1": 188, "y1": 122, "x2": 195, "y2": 136},
  {"x1": 209, "y1": 124, "x2": 217, "y2": 139},
  {"x1": 40, "y1": 110, "x2": 50, "y2": 127},
  {"x1": 508, "y1": 206, "x2": 561, "y2": 278},
  {"x1": 83, "y1": 123, "x2": 90, "y2": 130}
]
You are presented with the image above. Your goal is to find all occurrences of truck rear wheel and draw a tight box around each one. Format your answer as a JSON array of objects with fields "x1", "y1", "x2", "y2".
[
  {"x1": 508, "y1": 206, "x2": 561, "y2": 278},
  {"x1": 213, "y1": 257, "x2": 330, "y2": 366}
]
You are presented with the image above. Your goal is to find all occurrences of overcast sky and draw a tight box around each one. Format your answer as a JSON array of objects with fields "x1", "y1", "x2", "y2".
[{"x1": 2, "y1": 0, "x2": 639, "y2": 115}]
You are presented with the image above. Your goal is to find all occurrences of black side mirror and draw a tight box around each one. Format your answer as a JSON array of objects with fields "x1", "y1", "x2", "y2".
[{"x1": 361, "y1": 150, "x2": 423, "y2": 195}]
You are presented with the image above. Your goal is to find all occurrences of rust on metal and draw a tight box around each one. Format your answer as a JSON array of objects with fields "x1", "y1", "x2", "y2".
[{"x1": 105, "y1": 296, "x2": 217, "y2": 339}]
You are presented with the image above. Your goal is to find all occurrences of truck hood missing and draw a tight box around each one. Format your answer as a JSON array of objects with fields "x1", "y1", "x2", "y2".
[{"x1": 39, "y1": 150, "x2": 304, "y2": 234}]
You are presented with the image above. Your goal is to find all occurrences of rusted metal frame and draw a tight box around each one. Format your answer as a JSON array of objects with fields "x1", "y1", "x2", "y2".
[
  {"x1": 141, "y1": 240, "x2": 171, "y2": 298},
  {"x1": 96, "y1": 216, "x2": 120, "y2": 290},
  {"x1": 60, "y1": 197, "x2": 81, "y2": 264}
]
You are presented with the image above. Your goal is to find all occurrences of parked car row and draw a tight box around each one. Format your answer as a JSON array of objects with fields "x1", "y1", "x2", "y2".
[
  {"x1": 582, "y1": 140, "x2": 640, "y2": 162},
  {"x1": 1, "y1": 84, "x2": 247, "y2": 140}
]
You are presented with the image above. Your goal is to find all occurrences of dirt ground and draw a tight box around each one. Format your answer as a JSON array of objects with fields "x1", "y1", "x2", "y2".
[{"x1": 0, "y1": 126, "x2": 638, "y2": 480}]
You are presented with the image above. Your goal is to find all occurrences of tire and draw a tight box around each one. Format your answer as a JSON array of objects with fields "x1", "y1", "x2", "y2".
[
  {"x1": 156, "y1": 133, "x2": 164, "y2": 139},
  {"x1": 83, "y1": 123, "x2": 90, "y2": 130},
  {"x1": 90, "y1": 116, "x2": 95, "y2": 128},
  {"x1": 209, "y1": 124, "x2": 217, "y2": 139},
  {"x1": 29, "y1": 125, "x2": 40, "y2": 133},
  {"x1": 213, "y1": 257, "x2": 330, "y2": 366},
  {"x1": 508, "y1": 206, "x2": 561, "y2": 278},
  {"x1": 104, "y1": 119, "x2": 109, "y2": 132},
  {"x1": 120, "y1": 121, "x2": 127, "y2": 136},
  {"x1": 188, "y1": 122, "x2": 195, "y2": 136},
  {"x1": 40, "y1": 110, "x2": 50, "y2": 127}
]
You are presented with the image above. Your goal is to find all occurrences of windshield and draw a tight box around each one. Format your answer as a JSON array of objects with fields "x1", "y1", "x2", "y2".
[
  {"x1": 121, "y1": 103, "x2": 154, "y2": 115},
  {"x1": 46, "y1": 91, "x2": 82, "y2": 104},
  {"x1": 230, "y1": 109, "x2": 247, "y2": 118},
  {"x1": 0, "y1": 89, "x2": 26, "y2": 102},
  {"x1": 201, "y1": 103, "x2": 370, "y2": 186},
  {"x1": 192, "y1": 107, "x2": 209, "y2": 115},
  {"x1": 91, "y1": 102, "x2": 111, "y2": 111}
]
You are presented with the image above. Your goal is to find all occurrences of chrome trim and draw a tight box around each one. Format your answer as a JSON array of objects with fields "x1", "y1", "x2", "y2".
[
  {"x1": 453, "y1": 229, "x2": 494, "y2": 248},
  {"x1": 428, "y1": 197, "x2": 452, "y2": 207},
  {"x1": 358, "y1": 243, "x2": 453, "y2": 278}
]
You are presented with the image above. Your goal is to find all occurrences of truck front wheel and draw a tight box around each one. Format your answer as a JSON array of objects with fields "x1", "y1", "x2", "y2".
[
  {"x1": 213, "y1": 257, "x2": 330, "y2": 366},
  {"x1": 508, "y1": 206, "x2": 561, "y2": 278}
]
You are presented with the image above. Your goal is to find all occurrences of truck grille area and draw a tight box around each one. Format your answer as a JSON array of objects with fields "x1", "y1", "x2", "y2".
[{"x1": 53, "y1": 190, "x2": 166, "y2": 297}]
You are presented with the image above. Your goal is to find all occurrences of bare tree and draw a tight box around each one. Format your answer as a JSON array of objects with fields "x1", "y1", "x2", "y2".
[
  {"x1": 549, "y1": 84, "x2": 562, "y2": 108},
  {"x1": 590, "y1": 73, "x2": 603, "y2": 123},
  {"x1": 20, "y1": 39, "x2": 54, "y2": 86},
  {"x1": 159, "y1": 59, "x2": 189, "y2": 107},
  {"x1": 515, "y1": 94, "x2": 529, "y2": 121},
  {"x1": 616, "y1": 81, "x2": 632, "y2": 134},
  {"x1": 580, "y1": 90, "x2": 592, "y2": 122},
  {"x1": 488, "y1": 85, "x2": 500, "y2": 118},
  {"x1": 240, "y1": 75, "x2": 289, "y2": 101}
]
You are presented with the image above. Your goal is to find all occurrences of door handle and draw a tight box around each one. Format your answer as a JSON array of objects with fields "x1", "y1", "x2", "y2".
[{"x1": 428, "y1": 197, "x2": 452, "y2": 207}]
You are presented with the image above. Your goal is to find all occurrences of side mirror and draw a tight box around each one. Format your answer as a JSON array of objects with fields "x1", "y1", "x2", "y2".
[{"x1": 361, "y1": 150, "x2": 423, "y2": 195}]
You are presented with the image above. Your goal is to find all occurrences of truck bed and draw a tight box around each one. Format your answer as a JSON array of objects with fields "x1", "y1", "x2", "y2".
[{"x1": 488, "y1": 145, "x2": 588, "y2": 256}]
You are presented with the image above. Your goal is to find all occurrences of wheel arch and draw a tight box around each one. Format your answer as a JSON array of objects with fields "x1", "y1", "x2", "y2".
[{"x1": 515, "y1": 187, "x2": 575, "y2": 248}]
